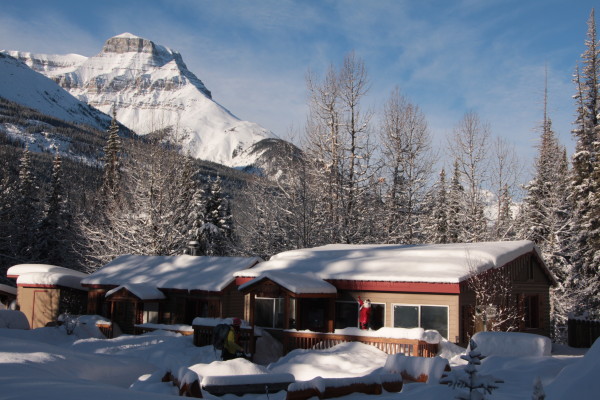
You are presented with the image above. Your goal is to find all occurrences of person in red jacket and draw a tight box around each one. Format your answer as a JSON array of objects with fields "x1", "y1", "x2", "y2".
[{"x1": 358, "y1": 296, "x2": 371, "y2": 330}]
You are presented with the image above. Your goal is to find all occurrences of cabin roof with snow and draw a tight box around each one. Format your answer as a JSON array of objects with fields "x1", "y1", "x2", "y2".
[
  {"x1": 105, "y1": 284, "x2": 166, "y2": 301},
  {"x1": 7, "y1": 264, "x2": 88, "y2": 291},
  {"x1": 239, "y1": 271, "x2": 338, "y2": 296},
  {"x1": 81, "y1": 255, "x2": 263, "y2": 292},
  {"x1": 234, "y1": 240, "x2": 546, "y2": 284}
]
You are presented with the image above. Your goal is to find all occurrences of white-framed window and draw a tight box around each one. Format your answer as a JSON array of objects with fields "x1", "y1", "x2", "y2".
[
  {"x1": 255, "y1": 297, "x2": 285, "y2": 329},
  {"x1": 393, "y1": 304, "x2": 448, "y2": 339},
  {"x1": 335, "y1": 300, "x2": 386, "y2": 330}
]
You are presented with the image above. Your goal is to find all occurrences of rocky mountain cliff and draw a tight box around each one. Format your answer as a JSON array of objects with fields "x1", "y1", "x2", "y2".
[{"x1": 5, "y1": 33, "x2": 281, "y2": 168}]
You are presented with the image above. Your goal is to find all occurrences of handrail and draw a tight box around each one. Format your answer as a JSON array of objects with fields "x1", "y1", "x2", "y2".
[{"x1": 283, "y1": 330, "x2": 438, "y2": 357}]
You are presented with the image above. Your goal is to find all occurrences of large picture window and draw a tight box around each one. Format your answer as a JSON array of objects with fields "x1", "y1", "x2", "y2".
[
  {"x1": 255, "y1": 297, "x2": 284, "y2": 329},
  {"x1": 335, "y1": 301, "x2": 358, "y2": 329},
  {"x1": 393, "y1": 304, "x2": 448, "y2": 339},
  {"x1": 335, "y1": 301, "x2": 386, "y2": 330}
]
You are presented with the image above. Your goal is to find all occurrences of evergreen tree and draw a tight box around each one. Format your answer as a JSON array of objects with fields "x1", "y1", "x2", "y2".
[
  {"x1": 519, "y1": 77, "x2": 575, "y2": 338},
  {"x1": 570, "y1": 9, "x2": 600, "y2": 317},
  {"x1": 11, "y1": 148, "x2": 41, "y2": 261},
  {"x1": 441, "y1": 339, "x2": 503, "y2": 399},
  {"x1": 425, "y1": 168, "x2": 449, "y2": 244},
  {"x1": 38, "y1": 152, "x2": 73, "y2": 266},
  {"x1": 447, "y1": 160, "x2": 466, "y2": 243},
  {"x1": 100, "y1": 108, "x2": 122, "y2": 199},
  {"x1": 199, "y1": 176, "x2": 233, "y2": 256}
]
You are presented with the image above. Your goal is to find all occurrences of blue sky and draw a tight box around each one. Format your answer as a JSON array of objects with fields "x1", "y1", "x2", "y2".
[{"x1": 0, "y1": 0, "x2": 596, "y2": 169}]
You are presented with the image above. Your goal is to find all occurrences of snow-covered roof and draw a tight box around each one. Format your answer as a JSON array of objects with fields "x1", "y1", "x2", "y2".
[
  {"x1": 0, "y1": 284, "x2": 17, "y2": 296},
  {"x1": 7, "y1": 263, "x2": 68, "y2": 278},
  {"x1": 7, "y1": 264, "x2": 88, "y2": 291},
  {"x1": 105, "y1": 284, "x2": 166, "y2": 300},
  {"x1": 82, "y1": 255, "x2": 263, "y2": 292},
  {"x1": 234, "y1": 240, "x2": 540, "y2": 284},
  {"x1": 239, "y1": 271, "x2": 337, "y2": 295}
]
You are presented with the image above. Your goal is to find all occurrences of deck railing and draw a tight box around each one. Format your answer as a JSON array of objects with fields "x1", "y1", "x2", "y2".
[
  {"x1": 283, "y1": 331, "x2": 438, "y2": 357},
  {"x1": 192, "y1": 324, "x2": 256, "y2": 354}
]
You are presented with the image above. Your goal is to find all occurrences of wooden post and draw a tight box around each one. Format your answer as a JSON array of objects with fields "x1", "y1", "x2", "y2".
[
  {"x1": 327, "y1": 298, "x2": 335, "y2": 333},
  {"x1": 284, "y1": 295, "x2": 290, "y2": 330}
]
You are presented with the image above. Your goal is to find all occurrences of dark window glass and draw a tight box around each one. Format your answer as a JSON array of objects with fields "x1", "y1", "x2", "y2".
[
  {"x1": 335, "y1": 302, "x2": 359, "y2": 329},
  {"x1": 274, "y1": 298, "x2": 284, "y2": 329},
  {"x1": 421, "y1": 306, "x2": 448, "y2": 339},
  {"x1": 393, "y1": 305, "x2": 419, "y2": 328},
  {"x1": 370, "y1": 303, "x2": 385, "y2": 330},
  {"x1": 255, "y1": 298, "x2": 274, "y2": 328}
]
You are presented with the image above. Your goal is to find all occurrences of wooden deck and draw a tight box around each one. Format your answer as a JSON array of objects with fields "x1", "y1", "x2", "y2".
[
  {"x1": 192, "y1": 324, "x2": 256, "y2": 354},
  {"x1": 192, "y1": 324, "x2": 438, "y2": 357},
  {"x1": 282, "y1": 331, "x2": 438, "y2": 357}
]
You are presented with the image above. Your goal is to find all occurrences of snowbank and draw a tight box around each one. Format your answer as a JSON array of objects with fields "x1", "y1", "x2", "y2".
[
  {"x1": 268, "y1": 342, "x2": 388, "y2": 380},
  {"x1": 0, "y1": 310, "x2": 29, "y2": 329},
  {"x1": 192, "y1": 316, "x2": 251, "y2": 328},
  {"x1": 471, "y1": 331, "x2": 551, "y2": 357},
  {"x1": 384, "y1": 354, "x2": 449, "y2": 383},
  {"x1": 332, "y1": 327, "x2": 443, "y2": 344},
  {"x1": 545, "y1": 338, "x2": 600, "y2": 399}
]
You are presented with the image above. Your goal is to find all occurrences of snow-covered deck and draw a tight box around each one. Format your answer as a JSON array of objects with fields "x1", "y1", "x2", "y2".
[{"x1": 282, "y1": 330, "x2": 439, "y2": 357}]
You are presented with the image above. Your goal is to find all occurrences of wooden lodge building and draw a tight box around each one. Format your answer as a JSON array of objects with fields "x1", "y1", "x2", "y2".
[
  {"x1": 232, "y1": 240, "x2": 555, "y2": 347},
  {"x1": 80, "y1": 255, "x2": 262, "y2": 334}
]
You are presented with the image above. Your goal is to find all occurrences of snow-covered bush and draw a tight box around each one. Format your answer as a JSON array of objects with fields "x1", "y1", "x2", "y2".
[{"x1": 0, "y1": 310, "x2": 29, "y2": 329}]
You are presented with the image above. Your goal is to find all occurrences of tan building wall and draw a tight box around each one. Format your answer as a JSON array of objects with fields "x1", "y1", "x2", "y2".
[
  {"x1": 18, "y1": 287, "x2": 61, "y2": 329},
  {"x1": 339, "y1": 290, "x2": 460, "y2": 342}
]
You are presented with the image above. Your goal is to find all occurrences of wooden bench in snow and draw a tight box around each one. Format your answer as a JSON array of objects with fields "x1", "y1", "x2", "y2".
[
  {"x1": 383, "y1": 354, "x2": 450, "y2": 383},
  {"x1": 201, "y1": 373, "x2": 295, "y2": 396},
  {"x1": 286, "y1": 373, "x2": 403, "y2": 400}
]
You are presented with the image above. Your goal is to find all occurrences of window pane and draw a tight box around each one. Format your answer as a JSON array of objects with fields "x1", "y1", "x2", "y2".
[
  {"x1": 255, "y1": 298, "x2": 274, "y2": 328},
  {"x1": 274, "y1": 298, "x2": 285, "y2": 329},
  {"x1": 370, "y1": 304, "x2": 385, "y2": 330},
  {"x1": 335, "y1": 302, "x2": 359, "y2": 329},
  {"x1": 421, "y1": 306, "x2": 448, "y2": 339},
  {"x1": 394, "y1": 305, "x2": 419, "y2": 328}
]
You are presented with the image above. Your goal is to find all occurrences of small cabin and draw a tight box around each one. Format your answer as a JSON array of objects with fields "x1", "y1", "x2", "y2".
[{"x1": 6, "y1": 264, "x2": 88, "y2": 328}]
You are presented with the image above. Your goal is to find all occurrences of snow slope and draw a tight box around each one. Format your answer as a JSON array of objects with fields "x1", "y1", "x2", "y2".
[
  {"x1": 0, "y1": 52, "x2": 111, "y2": 130},
  {"x1": 5, "y1": 33, "x2": 280, "y2": 168}
]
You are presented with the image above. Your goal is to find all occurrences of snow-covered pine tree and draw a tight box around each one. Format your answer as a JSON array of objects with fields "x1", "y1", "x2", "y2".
[
  {"x1": 379, "y1": 86, "x2": 434, "y2": 244},
  {"x1": 570, "y1": 9, "x2": 600, "y2": 318},
  {"x1": 519, "y1": 75, "x2": 575, "y2": 340},
  {"x1": 199, "y1": 176, "x2": 233, "y2": 256},
  {"x1": 11, "y1": 147, "x2": 41, "y2": 261},
  {"x1": 424, "y1": 168, "x2": 449, "y2": 244},
  {"x1": 532, "y1": 376, "x2": 546, "y2": 400},
  {"x1": 441, "y1": 339, "x2": 503, "y2": 400},
  {"x1": 447, "y1": 160, "x2": 466, "y2": 243},
  {"x1": 38, "y1": 152, "x2": 73, "y2": 266},
  {"x1": 100, "y1": 108, "x2": 122, "y2": 200}
]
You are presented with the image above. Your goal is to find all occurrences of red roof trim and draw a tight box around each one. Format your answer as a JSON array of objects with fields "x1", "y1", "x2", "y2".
[
  {"x1": 327, "y1": 279, "x2": 461, "y2": 294},
  {"x1": 236, "y1": 277, "x2": 460, "y2": 294},
  {"x1": 17, "y1": 283, "x2": 62, "y2": 289}
]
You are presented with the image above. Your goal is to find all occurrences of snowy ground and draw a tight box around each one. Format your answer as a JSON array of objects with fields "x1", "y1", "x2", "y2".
[{"x1": 0, "y1": 311, "x2": 596, "y2": 400}]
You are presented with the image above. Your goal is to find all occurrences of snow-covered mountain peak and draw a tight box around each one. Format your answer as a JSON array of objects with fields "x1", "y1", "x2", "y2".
[{"x1": 2, "y1": 33, "x2": 283, "y2": 168}]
